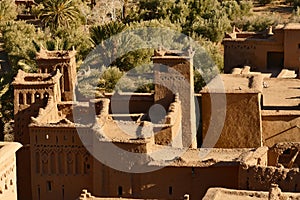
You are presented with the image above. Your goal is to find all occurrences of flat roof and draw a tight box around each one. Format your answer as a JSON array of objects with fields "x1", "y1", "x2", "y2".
[
  {"x1": 97, "y1": 119, "x2": 161, "y2": 142},
  {"x1": 284, "y1": 23, "x2": 300, "y2": 30},
  {"x1": 203, "y1": 187, "x2": 300, "y2": 200},
  {"x1": 262, "y1": 78, "x2": 300, "y2": 107},
  {"x1": 201, "y1": 74, "x2": 263, "y2": 94},
  {"x1": 148, "y1": 147, "x2": 267, "y2": 167},
  {"x1": 12, "y1": 69, "x2": 61, "y2": 85}
]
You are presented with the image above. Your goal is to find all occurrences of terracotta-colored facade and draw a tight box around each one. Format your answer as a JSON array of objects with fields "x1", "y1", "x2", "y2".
[
  {"x1": 12, "y1": 46, "x2": 300, "y2": 200},
  {"x1": 223, "y1": 23, "x2": 300, "y2": 76},
  {"x1": 0, "y1": 142, "x2": 22, "y2": 200}
]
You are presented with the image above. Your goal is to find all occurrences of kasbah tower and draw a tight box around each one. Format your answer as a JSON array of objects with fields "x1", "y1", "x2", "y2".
[{"x1": 12, "y1": 47, "x2": 199, "y2": 200}]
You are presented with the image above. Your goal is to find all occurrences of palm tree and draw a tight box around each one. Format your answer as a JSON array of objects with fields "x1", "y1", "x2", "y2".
[
  {"x1": 39, "y1": 0, "x2": 80, "y2": 31},
  {"x1": 89, "y1": 21, "x2": 126, "y2": 66},
  {"x1": 90, "y1": 21, "x2": 126, "y2": 46}
]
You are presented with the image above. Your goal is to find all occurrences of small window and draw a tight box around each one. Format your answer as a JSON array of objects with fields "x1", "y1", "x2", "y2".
[
  {"x1": 169, "y1": 186, "x2": 173, "y2": 195},
  {"x1": 118, "y1": 186, "x2": 122, "y2": 196},
  {"x1": 26, "y1": 93, "x2": 32, "y2": 104},
  {"x1": 19, "y1": 93, "x2": 24, "y2": 105},
  {"x1": 47, "y1": 181, "x2": 52, "y2": 192},
  {"x1": 298, "y1": 44, "x2": 300, "y2": 49},
  {"x1": 45, "y1": 134, "x2": 49, "y2": 140},
  {"x1": 38, "y1": 185, "x2": 41, "y2": 200},
  {"x1": 62, "y1": 185, "x2": 65, "y2": 200},
  {"x1": 35, "y1": 92, "x2": 41, "y2": 101},
  {"x1": 44, "y1": 92, "x2": 49, "y2": 99}
]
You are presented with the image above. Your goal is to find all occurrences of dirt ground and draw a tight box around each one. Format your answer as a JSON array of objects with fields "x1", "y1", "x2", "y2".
[{"x1": 252, "y1": 0, "x2": 294, "y2": 22}]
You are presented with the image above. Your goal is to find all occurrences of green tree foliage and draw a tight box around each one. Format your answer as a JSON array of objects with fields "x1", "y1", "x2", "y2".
[
  {"x1": 38, "y1": 0, "x2": 82, "y2": 31},
  {"x1": 0, "y1": 0, "x2": 17, "y2": 23},
  {"x1": 289, "y1": 6, "x2": 300, "y2": 22},
  {"x1": 44, "y1": 26, "x2": 93, "y2": 61},
  {"x1": 90, "y1": 21, "x2": 126, "y2": 46},
  {"x1": 98, "y1": 66, "x2": 123, "y2": 92},
  {"x1": 0, "y1": 21, "x2": 45, "y2": 126},
  {"x1": 1, "y1": 21, "x2": 45, "y2": 72},
  {"x1": 221, "y1": 0, "x2": 253, "y2": 21},
  {"x1": 124, "y1": 0, "x2": 252, "y2": 43},
  {"x1": 233, "y1": 13, "x2": 282, "y2": 32}
]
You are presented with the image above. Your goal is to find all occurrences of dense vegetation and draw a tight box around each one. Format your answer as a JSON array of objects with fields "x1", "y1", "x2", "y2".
[{"x1": 0, "y1": 0, "x2": 299, "y2": 137}]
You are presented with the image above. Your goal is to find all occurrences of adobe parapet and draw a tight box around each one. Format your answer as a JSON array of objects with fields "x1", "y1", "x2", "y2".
[
  {"x1": 148, "y1": 147, "x2": 268, "y2": 167},
  {"x1": 36, "y1": 49, "x2": 76, "y2": 61},
  {"x1": 152, "y1": 48, "x2": 195, "y2": 60},
  {"x1": 12, "y1": 69, "x2": 62, "y2": 86},
  {"x1": 29, "y1": 101, "x2": 94, "y2": 128}
]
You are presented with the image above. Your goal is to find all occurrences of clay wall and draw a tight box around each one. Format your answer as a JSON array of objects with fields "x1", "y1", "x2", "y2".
[
  {"x1": 154, "y1": 97, "x2": 182, "y2": 147},
  {"x1": 153, "y1": 55, "x2": 196, "y2": 148},
  {"x1": 92, "y1": 162, "x2": 239, "y2": 200},
  {"x1": 112, "y1": 141, "x2": 150, "y2": 154},
  {"x1": 32, "y1": 97, "x2": 60, "y2": 124},
  {"x1": 202, "y1": 186, "x2": 300, "y2": 200},
  {"x1": 284, "y1": 29, "x2": 300, "y2": 71},
  {"x1": 238, "y1": 165, "x2": 300, "y2": 192},
  {"x1": 14, "y1": 76, "x2": 61, "y2": 200},
  {"x1": 262, "y1": 114, "x2": 300, "y2": 147},
  {"x1": 223, "y1": 40, "x2": 283, "y2": 73},
  {"x1": 0, "y1": 142, "x2": 22, "y2": 200},
  {"x1": 223, "y1": 28, "x2": 284, "y2": 73},
  {"x1": 29, "y1": 126, "x2": 93, "y2": 200},
  {"x1": 104, "y1": 93, "x2": 154, "y2": 114},
  {"x1": 36, "y1": 50, "x2": 77, "y2": 101},
  {"x1": 268, "y1": 143, "x2": 300, "y2": 167},
  {"x1": 202, "y1": 93, "x2": 262, "y2": 148}
]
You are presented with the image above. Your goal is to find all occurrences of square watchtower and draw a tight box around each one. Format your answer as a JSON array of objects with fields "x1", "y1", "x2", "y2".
[
  {"x1": 36, "y1": 49, "x2": 77, "y2": 101},
  {"x1": 152, "y1": 48, "x2": 197, "y2": 148}
]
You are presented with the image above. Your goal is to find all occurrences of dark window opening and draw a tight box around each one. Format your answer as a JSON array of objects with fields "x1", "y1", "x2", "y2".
[
  {"x1": 64, "y1": 66, "x2": 70, "y2": 91},
  {"x1": 267, "y1": 52, "x2": 284, "y2": 77},
  {"x1": 35, "y1": 92, "x2": 41, "y2": 101},
  {"x1": 118, "y1": 186, "x2": 122, "y2": 196},
  {"x1": 298, "y1": 44, "x2": 300, "y2": 49},
  {"x1": 38, "y1": 185, "x2": 41, "y2": 200},
  {"x1": 47, "y1": 181, "x2": 52, "y2": 192},
  {"x1": 26, "y1": 93, "x2": 32, "y2": 104},
  {"x1": 169, "y1": 186, "x2": 173, "y2": 195},
  {"x1": 62, "y1": 185, "x2": 65, "y2": 200},
  {"x1": 44, "y1": 92, "x2": 49, "y2": 99},
  {"x1": 283, "y1": 149, "x2": 291, "y2": 155},
  {"x1": 19, "y1": 93, "x2": 24, "y2": 104}
]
